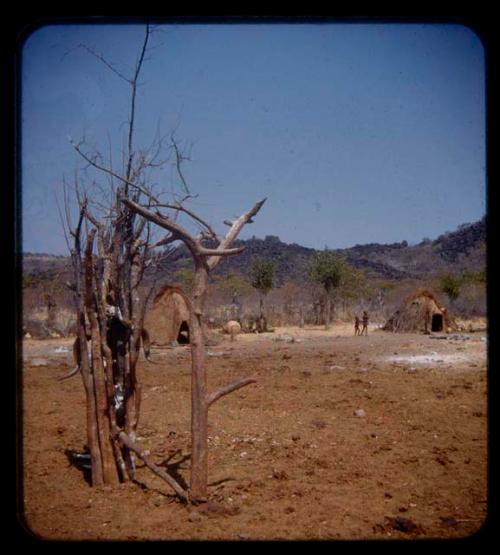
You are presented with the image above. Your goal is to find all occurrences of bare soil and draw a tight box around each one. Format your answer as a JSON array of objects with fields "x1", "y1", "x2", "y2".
[{"x1": 20, "y1": 324, "x2": 488, "y2": 541}]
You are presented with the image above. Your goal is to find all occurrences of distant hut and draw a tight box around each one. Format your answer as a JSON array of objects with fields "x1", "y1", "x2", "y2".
[
  {"x1": 383, "y1": 289, "x2": 455, "y2": 334},
  {"x1": 145, "y1": 285, "x2": 191, "y2": 346}
]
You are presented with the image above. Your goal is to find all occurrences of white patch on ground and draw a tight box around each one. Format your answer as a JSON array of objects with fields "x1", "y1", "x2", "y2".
[{"x1": 386, "y1": 353, "x2": 469, "y2": 365}]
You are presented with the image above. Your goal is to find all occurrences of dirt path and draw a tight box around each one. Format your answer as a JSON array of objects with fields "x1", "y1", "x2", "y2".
[{"x1": 20, "y1": 325, "x2": 488, "y2": 540}]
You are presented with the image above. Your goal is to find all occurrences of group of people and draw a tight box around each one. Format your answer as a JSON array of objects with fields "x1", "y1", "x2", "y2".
[{"x1": 354, "y1": 311, "x2": 369, "y2": 336}]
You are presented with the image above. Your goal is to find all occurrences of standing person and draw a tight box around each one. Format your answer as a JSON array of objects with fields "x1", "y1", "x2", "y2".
[
  {"x1": 354, "y1": 315, "x2": 360, "y2": 336},
  {"x1": 361, "y1": 311, "x2": 369, "y2": 336}
]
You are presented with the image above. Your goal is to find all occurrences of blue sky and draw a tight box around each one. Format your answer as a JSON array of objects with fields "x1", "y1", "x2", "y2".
[{"x1": 21, "y1": 21, "x2": 486, "y2": 254}]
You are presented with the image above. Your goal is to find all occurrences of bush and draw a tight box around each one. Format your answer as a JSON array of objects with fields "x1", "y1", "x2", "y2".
[{"x1": 23, "y1": 319, "x2": 51, "y2": 339}]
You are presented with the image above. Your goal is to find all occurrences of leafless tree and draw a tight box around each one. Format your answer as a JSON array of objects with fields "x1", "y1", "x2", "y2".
[
  {"x1": 122, "y1": 196, "x2": 266, "y2": 502},
  {"x1": 61, "y1": 24, "x2": 266, "y2": 504},
  {"x1": 62, "y1": 24, "x2": 183, "y2": 490}
]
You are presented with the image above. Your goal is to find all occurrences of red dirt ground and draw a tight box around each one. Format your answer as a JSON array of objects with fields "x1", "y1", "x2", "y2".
[{"x1": 20, "y1": 324, "x2": 488, "y2": 541}]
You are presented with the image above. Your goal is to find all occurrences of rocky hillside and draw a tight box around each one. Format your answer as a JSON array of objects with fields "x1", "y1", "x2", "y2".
[
  {"x1": 147, "y1": 217, "x2": 486, "y2": 284},
  {"x1": 433, "y1": 218, "x2": 486, "y2": 263},
  {"x1": 338, "y1": 216, "x2": 486, "y2": 281},
  {"x1": 23, "y1": 217, "x2": 486, "y2": 291}
]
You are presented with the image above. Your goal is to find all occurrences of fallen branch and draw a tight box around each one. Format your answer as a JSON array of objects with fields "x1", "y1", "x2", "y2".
[
  {"x1": 206, "y1": 377, "x2": 257, "y2": 408},
  {"x1": 116, "y1": 430, "x2": 189, "y2": 503}
]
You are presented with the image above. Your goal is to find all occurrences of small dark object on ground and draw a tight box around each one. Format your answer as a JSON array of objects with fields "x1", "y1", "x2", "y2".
[{"x1": 390, "y1": 516, "x2": 420, "y2": 533}]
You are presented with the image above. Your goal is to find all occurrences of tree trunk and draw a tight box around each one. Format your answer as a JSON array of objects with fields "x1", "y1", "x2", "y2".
[
  {"x1": 121, "y1": 196, "x2": 266, "y2": 503},
  {"x1": 84, "y1": 231, "x2": 119, "y2": 485},
  {"x1": 75, "y1": 234, "x2": 104, "y2": 486},
  {"x1": 324, "y1": 290, "x2": 332, "y2": 330},
  {"x1": 46, "y1": 294, "x2": 57, "y2": 332},
  {"x1": 189, "y1": 259, "x2": 210, "y2": 502},
  {"x1": 89, "y1": 316, "x2": 119, "y2": 485},
  {"x1": 78, "y1": 315, "x2": 104, "y2": 486}
]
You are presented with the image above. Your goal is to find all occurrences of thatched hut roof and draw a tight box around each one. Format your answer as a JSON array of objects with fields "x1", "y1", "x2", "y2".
[
  {"x1": 144, "y1": 285, "x2": 191, "y2": 346},
  {"x1": 383, "y1": 289, "x2": 455, "y2": 333}
]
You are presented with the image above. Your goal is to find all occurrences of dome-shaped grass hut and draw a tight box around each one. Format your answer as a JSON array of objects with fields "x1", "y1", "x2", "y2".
[
  {"x1": 145, "y1": 285, "x2": 191, "y2": 346},
  {"x1": 383, "y1": 289, "x2": 455, "y2": 334}
]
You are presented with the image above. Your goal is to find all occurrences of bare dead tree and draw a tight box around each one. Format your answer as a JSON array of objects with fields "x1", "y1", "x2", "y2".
[
  {"x1": 62, "y1": 24, "x2": 266, "y2": 504},
  {"x1": 61, "y1": 25, "x2": 188, "y2": 492},
  {"x1": 122, "y1": 196, "x2": 266, "y2": 502}
]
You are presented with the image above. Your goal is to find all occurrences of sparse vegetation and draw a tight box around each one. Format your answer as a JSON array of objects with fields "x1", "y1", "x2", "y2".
[
  {"x1": 20, "y1": 22, "x2": 487, "y2": 542},
  {"x1": 308, "y1": 250, "x2": 350, "y2": 329},
  {"x1": 249, "y1": 258, "x2": 276, "y2": 331},
  {"x1": 439, "y1": 273, "x2": 462, "y2": 303},
  {"x1": 22, "y1": 217, "x2": 487, "y2": 337},
  {"x1": 23, "y1": 318, "x2": 488, "y2": 540}
]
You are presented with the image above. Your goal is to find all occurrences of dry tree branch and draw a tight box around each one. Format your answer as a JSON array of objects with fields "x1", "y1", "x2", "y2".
[
  {"x1": 150, "y1": 232, "x2": 178, "y2": 249},
  {"x1": 83, "y1": 200, "x2": 103, "y2": 229},
  {"x1": 121, "y1": 197, "x2": 255, "y2": 261},
  {"x1": 197, "y1": 246, "x2": 245, "y2": 257},
  {"x1": 152, "y1": 202, "x2": 219, "y2": 240},
  {"x1": 206, "y1": 377, "x2": 257, "y2": 408},
  {"x1": 70, "y1": 139, "x2": 160, "y2": 204},
  {"x1": 116, "y1": 430, "x2": 189, "y2": 502},
  {"x1": 170, "y1": 136, "x2": 192, "y2": 196},
  {"x1": 207, "y1": 198, "x2": 267, "y2": 270},
  {"x1": 106, "y1": 131, "x2": 117, "y2": 198},
  {"x1": 124, "y1": 23, "x2": 151, "y2": 191},
  {"x1": 63, "y1": 177, "x2": 73, "y2": 231},
  {"x1": 71, "y1": 198, "x2": 87, "y2": 243},
  {"x1": 77, "y1": 43, "x2": 131, "y2": 84},
  {"x1": 56, "y1": 181, "x2": 72, "y2": 254},
  {"x1": 120, "y1": 197, "x2": 199, "y2": 256}
]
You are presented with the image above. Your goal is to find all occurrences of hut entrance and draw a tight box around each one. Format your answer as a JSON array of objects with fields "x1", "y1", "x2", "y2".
[
  {"x1": 177, "y1": 320, "x2": 190, "y2": 344},
  {"x1": 431, "y1": 314, "x2": 443, "y2": 332}
]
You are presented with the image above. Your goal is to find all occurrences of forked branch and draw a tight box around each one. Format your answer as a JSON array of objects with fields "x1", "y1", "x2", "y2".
[
  {"x1": 120, "y1": 193, "x2": 267, "y2": 502},
  {"x1": 207, "y1": 198, "x2": 267, "y2": 270},
  {"x1": 120, "y1": 197, "x2": 199, "y2": 256},
  {"x1": 121, "y1": 197, "x2": 266, "y2": 263},
  {"x1": 70, "y1": 140, "x2": 160, "y2": 203}
]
